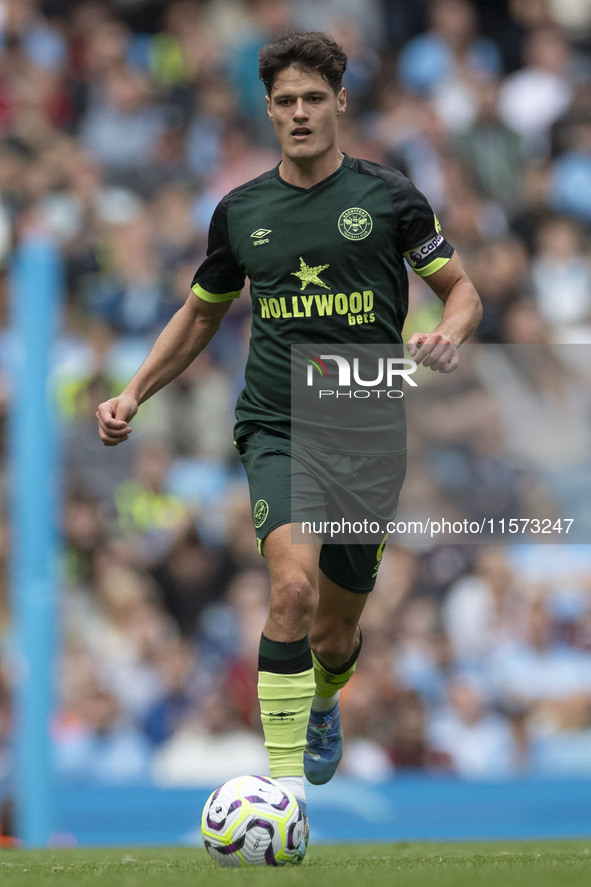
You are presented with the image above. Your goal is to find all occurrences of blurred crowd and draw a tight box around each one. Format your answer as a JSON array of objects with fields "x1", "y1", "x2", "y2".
[{"x1": 0, "y1": 0, "x2": 590, "y2": 788}]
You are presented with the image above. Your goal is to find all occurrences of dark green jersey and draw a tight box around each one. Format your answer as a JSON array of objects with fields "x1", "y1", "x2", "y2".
[{"x1": 191, "y1": 154, "x2": 453, "y2": 445}]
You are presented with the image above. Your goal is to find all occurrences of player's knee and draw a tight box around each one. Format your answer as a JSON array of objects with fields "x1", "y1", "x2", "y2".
[{"x1": 269, "y1": 575, "x2": 317, "y2": 633}]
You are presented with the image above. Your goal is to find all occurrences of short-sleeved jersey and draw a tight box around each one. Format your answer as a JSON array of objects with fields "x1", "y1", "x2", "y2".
[{"x1": 191, "y1": 154, "x2": 454, "y2": 443}]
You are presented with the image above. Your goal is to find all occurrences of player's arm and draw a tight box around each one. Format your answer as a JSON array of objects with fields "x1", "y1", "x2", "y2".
[
  {"x1": 406, "y1": 252, "x2": 482, "y2": 373},
  {"x1": 96, "y1": 293, "x2": 232, "y2": 446}
]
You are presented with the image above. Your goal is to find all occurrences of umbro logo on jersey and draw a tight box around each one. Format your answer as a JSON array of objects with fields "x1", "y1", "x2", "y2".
[{"x1": 251, "y1": 228, "x2": 271, "y2": 246}]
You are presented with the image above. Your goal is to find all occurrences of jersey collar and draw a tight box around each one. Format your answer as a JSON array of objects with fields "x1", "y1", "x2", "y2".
[{"x1": 275, "y1": 154, "x2": 351, "y2": 193}]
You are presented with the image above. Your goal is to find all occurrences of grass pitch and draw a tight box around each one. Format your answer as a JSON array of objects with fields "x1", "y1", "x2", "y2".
[{"x1": 0, "y1": 841, "x2": 589, "y2": 887}]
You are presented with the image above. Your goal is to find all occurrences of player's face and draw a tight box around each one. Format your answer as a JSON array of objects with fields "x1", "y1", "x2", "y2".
[{"x1": 266, "y1": 66, "x2": 346, "y2": 170}]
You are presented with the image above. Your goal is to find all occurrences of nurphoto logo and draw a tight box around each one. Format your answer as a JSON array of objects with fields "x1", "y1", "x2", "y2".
[{"x1": 305, "y1": 352, "x2": 418, "y2": 398}]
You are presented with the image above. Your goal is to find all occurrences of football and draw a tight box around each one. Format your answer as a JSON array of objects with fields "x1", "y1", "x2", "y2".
[{"x1": 201, "y1": 774, "x2": 307, "y2": 867}]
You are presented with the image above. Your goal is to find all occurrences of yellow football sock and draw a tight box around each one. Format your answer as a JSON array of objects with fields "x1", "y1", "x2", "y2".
[
  {"x1": 258, "y1": 635, "x2": 315, "y2": 779},
  {"x1": 312, "y1": 632, "x2": 362, "y2": 699}
]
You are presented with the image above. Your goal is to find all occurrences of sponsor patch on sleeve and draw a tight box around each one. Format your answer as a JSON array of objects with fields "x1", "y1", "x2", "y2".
[{"x1": 403, "y1": 232, "x2": 451, "y2": 277}]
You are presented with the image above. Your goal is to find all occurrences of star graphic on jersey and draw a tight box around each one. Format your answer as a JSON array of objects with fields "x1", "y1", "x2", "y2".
[{"x1": 291, "y1": 257, "x2": 330, "y2": 291}]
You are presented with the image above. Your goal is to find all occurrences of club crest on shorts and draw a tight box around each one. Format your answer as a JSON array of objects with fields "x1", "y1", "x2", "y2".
[
  {"x1": 253, "y1": 499, "x2": 269, "y2": 529},
  {"x1": 338, "y1": 207, "x2": 373, "y2": 241}
]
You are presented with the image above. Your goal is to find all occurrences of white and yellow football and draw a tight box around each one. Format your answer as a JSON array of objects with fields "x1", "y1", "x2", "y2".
[{"x1": 201, "y1": 774, "x2": 307, "y2": 867}]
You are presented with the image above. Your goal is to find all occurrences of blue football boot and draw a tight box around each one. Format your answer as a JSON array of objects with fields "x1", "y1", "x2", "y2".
[{"x1": 304, "y1": 701, "x2": 343, "y2": 785}]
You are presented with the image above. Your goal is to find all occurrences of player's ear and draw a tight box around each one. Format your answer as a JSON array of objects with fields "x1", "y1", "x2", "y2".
[
  {"x1": 337, "y1": 87, "x2": 347, "y2": 115},
  {"x1": 266, "y1": 95, "x2": 273, "y2": 122}
]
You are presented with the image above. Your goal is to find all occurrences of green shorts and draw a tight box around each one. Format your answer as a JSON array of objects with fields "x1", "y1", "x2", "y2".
[{"x1": 236, "y1": 430, "x2": 407, "y2": 593}]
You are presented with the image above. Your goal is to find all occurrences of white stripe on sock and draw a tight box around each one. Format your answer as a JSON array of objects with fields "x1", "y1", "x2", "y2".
[
  {"x1": 276, "y1": 776, "x2": 306, "y2": 804},
  {"x1": 311, "y1": 690, "x2": 339, "y2": 713}
]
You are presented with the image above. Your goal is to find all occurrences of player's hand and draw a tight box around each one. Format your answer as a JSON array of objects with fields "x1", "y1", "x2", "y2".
[
  {"x1": 406, "y1": 332, "x2": 459, "y2": 373},
  {"x1": 96, "y1": 394, "x2": 138, "y2": 446}
]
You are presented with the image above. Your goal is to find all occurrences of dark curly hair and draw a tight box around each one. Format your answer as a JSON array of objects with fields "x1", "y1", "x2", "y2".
[{"x1": 258, "y1": 31, "x2": 347, "y2": 96}]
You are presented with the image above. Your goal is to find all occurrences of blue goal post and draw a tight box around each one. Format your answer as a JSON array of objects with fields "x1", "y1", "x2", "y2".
[{"x1": 9, "y1": 235, "x2": 62, "y2": 846}]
